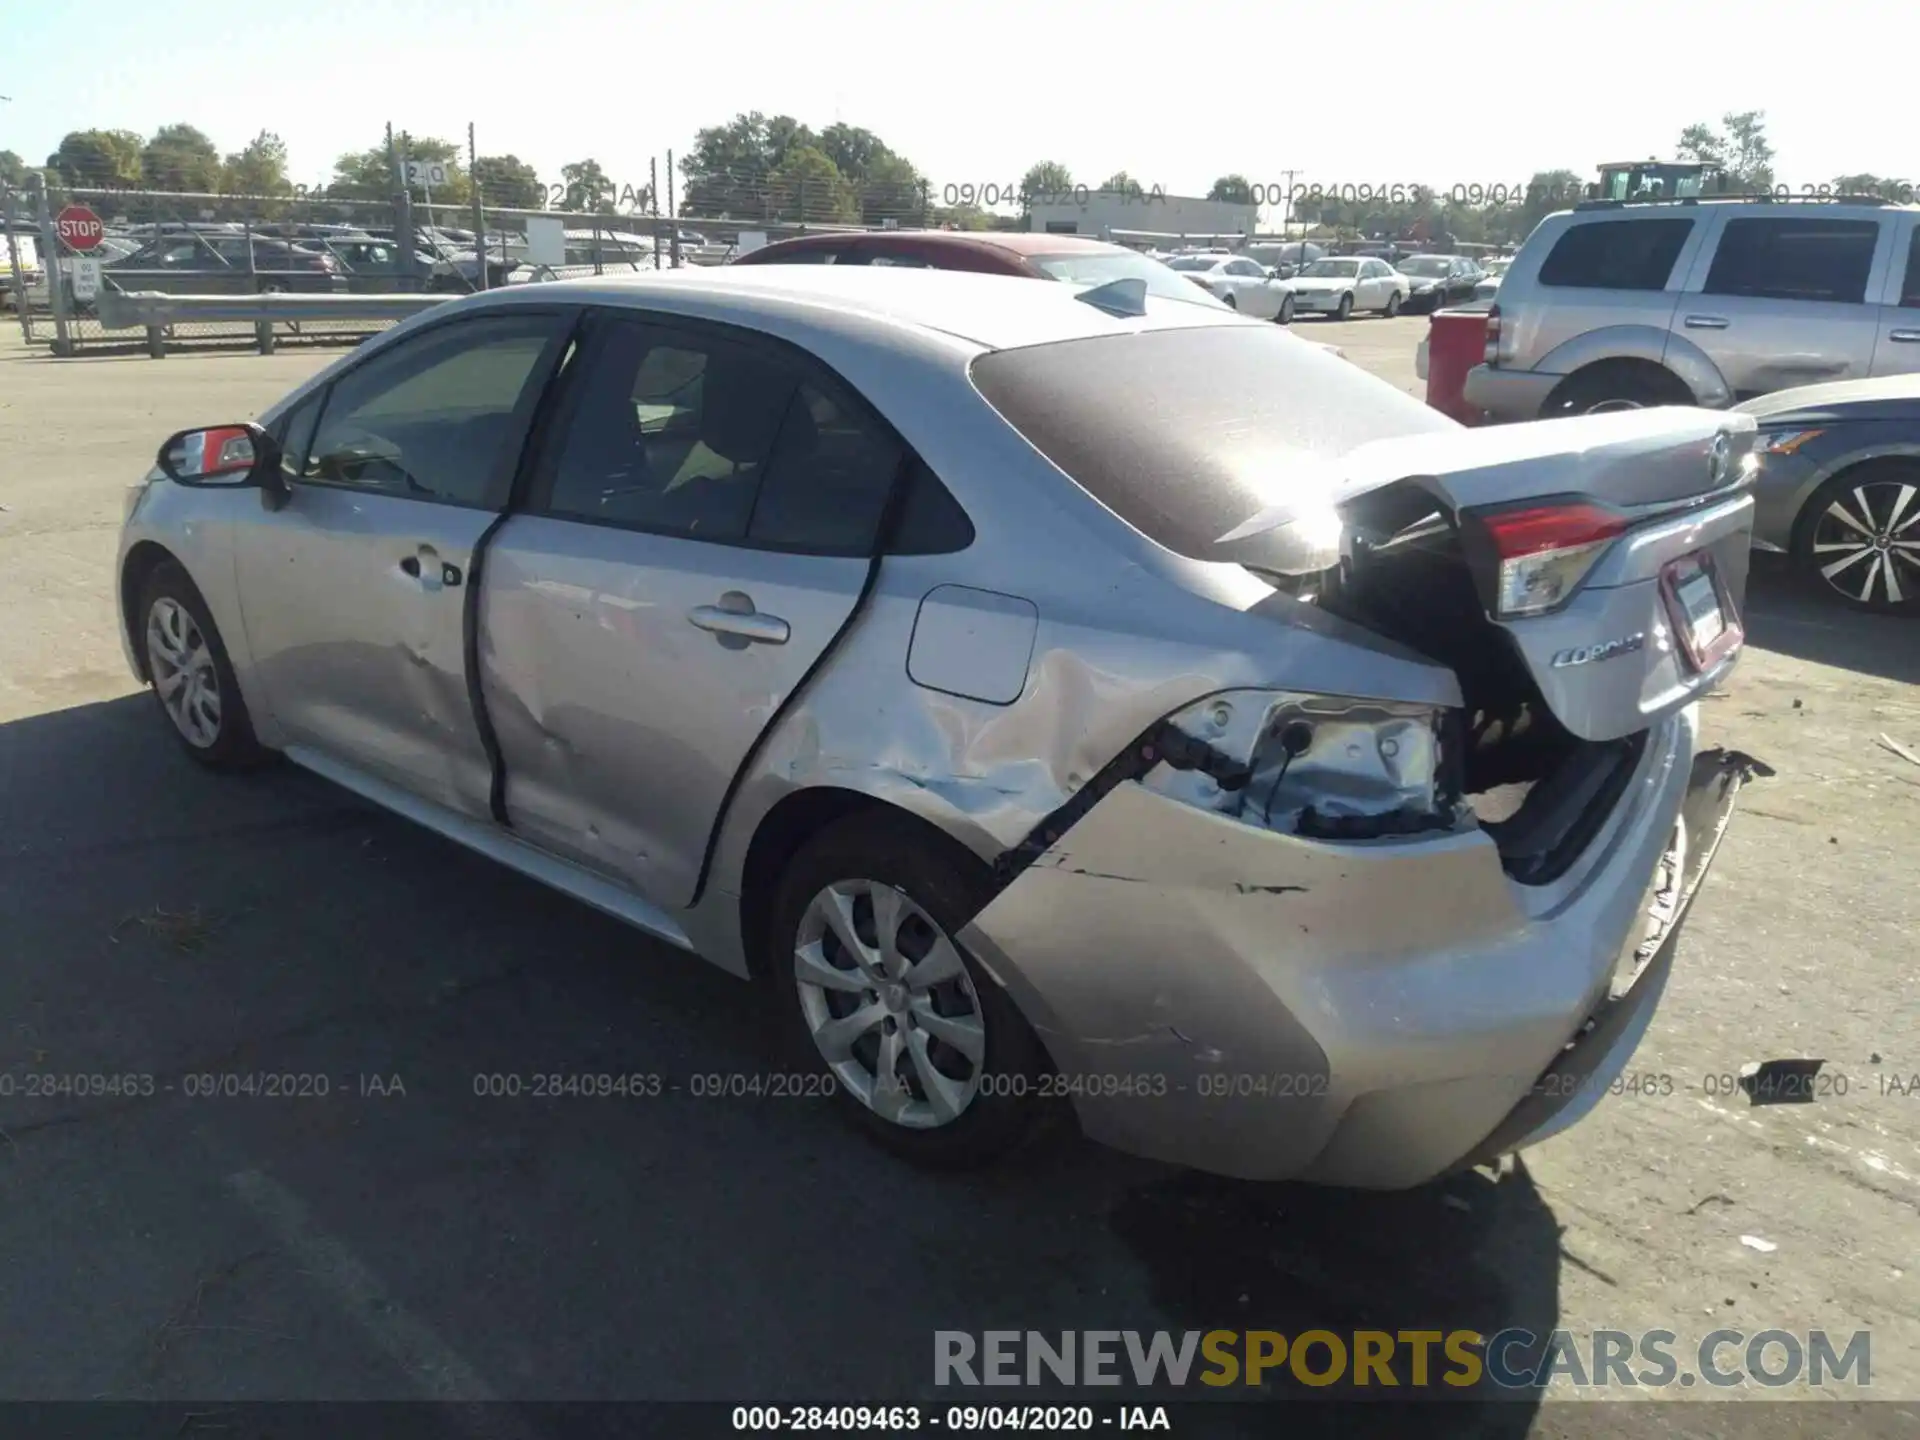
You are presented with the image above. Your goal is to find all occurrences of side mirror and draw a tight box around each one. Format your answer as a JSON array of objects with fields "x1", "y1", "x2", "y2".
[{"x1": 157, "y1": 423, "x2": 284, "y2": 495}]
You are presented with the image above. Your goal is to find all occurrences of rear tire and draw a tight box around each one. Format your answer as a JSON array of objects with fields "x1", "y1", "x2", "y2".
[
  {"x1": 1792, "y1": 460, "x2": 1920, "y2": 615},
  {"x1": 137, "y1": 561, "x2": 270, "y2": 769},
  {"x1": 1544, "y1": 363, "x2": 1692, "y2": 417},
  {"x1": 767, "y1": 811, "x2": 1051, "y2": 1170}
]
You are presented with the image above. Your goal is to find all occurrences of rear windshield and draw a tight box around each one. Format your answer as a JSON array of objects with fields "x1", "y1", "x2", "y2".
[
  {"x1": 970, "y1": 326, "x2": 1452, "y2": 563},
  {"x1": 1030, "y1": 249, "x2": 1220, "y2": 304}
]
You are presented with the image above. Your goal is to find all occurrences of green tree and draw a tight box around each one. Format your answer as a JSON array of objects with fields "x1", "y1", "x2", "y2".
[
  {"x1": 473, "y1": 154, "x2": 543, "y2": 210},
  {"x1": 330, "y1": 133, "x2": 469, "y2": 204},
  {"x1": 558, "y1": 158, "x2": 615, "y2": 212},
  {"x1": 815, "y1": 123, "x2": 888, "y2": 184},
  {"x1": 1679, "y1": 111, "x2": 1774, "y2": 191},
  {"x1": 0, "y1": 150, "x2": 29, "y2": 188},
  {"x1": 1019, "y1": 161, "x2": 1074, "y2": 209},
  {"x1": 1208, "y1": 174, "x2": 1254, "y2": 204},
  {"x1": 219, "y1": 131, "x2": 291, "y2": 197},
  {"x1": 1099, "y1": 170, "x2": 1144, "y2": 198},
  {"x1": 141, "y1": 124, "x2": 221, "y2": 192},
  {"x1": 46, "y1": 129, "x2": 145, "y2": 188},
  {"x1": 769, "y1": 145, "x2": 858, "y2": 224},
  {"x1": 681, "y1": 112, "x2": 817, "y2": 217},
  {"x1": 1832, "y1": 172, "x2": 1910, "y2": 200},
  {"x1": 859, "y1": 151, "x2": 925, "y2": 225}
]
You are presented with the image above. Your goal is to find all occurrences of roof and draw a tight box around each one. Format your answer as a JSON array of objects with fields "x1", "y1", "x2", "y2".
[
  {"x1": 488, "y1": 263, "x2": 1247, "y2": 351},
  {"x1": 745, "y1": 229, "x2": 1127, "y2": 263}
]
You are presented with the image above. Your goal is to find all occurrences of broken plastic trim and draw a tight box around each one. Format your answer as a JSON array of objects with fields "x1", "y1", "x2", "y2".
[{"x1": 983, "y1": 690, "x2": 1460, "y2": 905}]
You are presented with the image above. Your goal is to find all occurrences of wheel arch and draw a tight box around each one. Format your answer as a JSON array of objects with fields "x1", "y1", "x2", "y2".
[
  {"x1": 120, "y1": 539, "x2": 183, "y2": 682},
  {"x1": 737, "y1": 786, "x2": 998, "y2": 986},
  {"x1": 1535, "y1": 325, "x2": 1727, "y2": 409},
  {"x1": 1542, "y1": 355, "x2": 1697, "y2": 413}
]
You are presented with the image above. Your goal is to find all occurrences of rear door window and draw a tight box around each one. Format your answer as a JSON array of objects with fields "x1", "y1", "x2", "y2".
[
  {"x1": 1538, "y1": 218, "x2": 1694, "y2": 290},
  {"x1": 1901, "y1": 228, "x2": 1920, "y2": 308},
  {"x1": 970, "y1": 326, "x2": 1451, "y2": 566},
  {"x1": 538, "y1": 318, "x2": 794, "y2": 542},
  {"x1": 1703, "y1": 218, "x2": 1880, "y2": 304}
]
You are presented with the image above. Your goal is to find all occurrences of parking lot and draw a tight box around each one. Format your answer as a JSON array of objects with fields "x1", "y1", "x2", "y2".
[{"x1": 1, "y1": 316, "x2": 1916, "y2": 1432}]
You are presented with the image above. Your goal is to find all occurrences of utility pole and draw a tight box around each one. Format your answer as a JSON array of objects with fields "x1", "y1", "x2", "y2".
[
  {"x1": 467, "y1": 121, "x2": 487, "y2": 289},
  {"x1": 1274, "y1": 168, "x2": 1300, "y2": 237}
]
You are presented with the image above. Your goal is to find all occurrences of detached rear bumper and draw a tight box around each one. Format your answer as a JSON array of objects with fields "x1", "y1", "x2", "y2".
[
  {"x1": 959, "y1": 705, "x2": 1750, "y2": 1188},
  {"x1": 1463, "y1": 363, "x2": 1560, "y2": 422}
]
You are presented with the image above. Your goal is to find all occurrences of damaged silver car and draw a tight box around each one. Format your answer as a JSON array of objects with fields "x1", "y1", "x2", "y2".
[{"x1": 117, "y1": 266, "x2": 1761, "y2": 1186}]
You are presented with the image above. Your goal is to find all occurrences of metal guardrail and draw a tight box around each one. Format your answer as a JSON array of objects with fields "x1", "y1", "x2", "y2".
[{"x1": 93, "y1": 290, "x2": 452, "y2": 357}]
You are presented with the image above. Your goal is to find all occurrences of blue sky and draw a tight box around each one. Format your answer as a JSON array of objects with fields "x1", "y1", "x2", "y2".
[{"x1": 2, "y1": 0, "x2": 1907, "y2": 215}]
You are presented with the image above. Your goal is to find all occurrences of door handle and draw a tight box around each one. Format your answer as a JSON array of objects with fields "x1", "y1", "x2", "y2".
[
  {"x1": 688, "y1": 598, "x2": 790, "y2": 646},
  {"x1": 1889, "y1": 329, "x2": 1920, "y2": 343},
  {"x1": 1684, "y1": 315, "x2": 1730, "y2": 330},
  {"x1": 398, "y1": 547, "x2": 460, "y2": 590}
]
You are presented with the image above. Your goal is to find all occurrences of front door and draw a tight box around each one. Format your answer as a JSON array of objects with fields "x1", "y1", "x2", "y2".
[
  {"x1": 1678, "y1": 214, "x2": 1891, "y2": 399},
  {"x1": 479, "y1": 311, "x2": 907, "y2": 907},
  {"x1": 234, "y1": 309, "x2": 574, "y2": 818}
]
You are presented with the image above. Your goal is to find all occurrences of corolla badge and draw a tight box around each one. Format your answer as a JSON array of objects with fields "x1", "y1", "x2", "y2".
[{"x1": 1552, "y1": 633, "x2": 1647, "y2": 668}]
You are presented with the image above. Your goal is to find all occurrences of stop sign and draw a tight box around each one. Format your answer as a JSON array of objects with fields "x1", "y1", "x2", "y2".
[{"x1": 55, "y1": 204, "x2": 106, "y2": 252}]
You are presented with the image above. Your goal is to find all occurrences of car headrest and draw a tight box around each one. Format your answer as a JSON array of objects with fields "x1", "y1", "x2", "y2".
[{"x1": 698, "y1": 354, "x2": 795, "y2": 463}]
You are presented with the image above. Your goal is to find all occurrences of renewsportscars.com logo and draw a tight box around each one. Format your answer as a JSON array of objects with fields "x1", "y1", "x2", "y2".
[{"x1": 935, "y1": 1328, "x2": 1872, "y2": 1391}]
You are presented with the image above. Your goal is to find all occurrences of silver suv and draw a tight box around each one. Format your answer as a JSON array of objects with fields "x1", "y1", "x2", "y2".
[{"x1": 1467, "y1": 198, "x2": 1920, "y2": 420}]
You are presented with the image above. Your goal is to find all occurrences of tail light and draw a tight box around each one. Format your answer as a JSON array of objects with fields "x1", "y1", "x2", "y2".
[
  {"x1": 1483, "y1": 303, "x2": 1501, "y2": 365},
  {"x1": 1474, "y1": 501, "x2": 1627, "y2": 617}
]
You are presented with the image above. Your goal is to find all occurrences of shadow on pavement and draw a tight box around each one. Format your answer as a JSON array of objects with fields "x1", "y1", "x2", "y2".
[
  {"x1": 1743, "y1": 555, "x2": 1920, "y2": 687},
  {"x1": 0, "y1": 694, "x2": 1556, "y2": 1431}
]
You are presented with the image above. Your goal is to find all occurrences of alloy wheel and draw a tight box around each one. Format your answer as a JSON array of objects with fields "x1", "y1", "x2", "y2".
[
  {"x1": 1810, "y1": 479, "x2": 1920, "y2": 607},
  {"x1": 793, "y1": 879, "x2": 986, "y2": 1129},
  {"x1": 146, "y1": 597, "x2": 222, "y2": 747}
]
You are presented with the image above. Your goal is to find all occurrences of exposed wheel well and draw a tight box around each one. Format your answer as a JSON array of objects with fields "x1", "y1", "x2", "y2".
[
  {"x1": 1544, "y1": 358, "x2": 1695, "y2": 412},
  {"x1": 737, "y1": 788, "x2": 995, "y2": 983},
  {"x1": 120, "y1": 540, "x2": 183, "y2": 682}
]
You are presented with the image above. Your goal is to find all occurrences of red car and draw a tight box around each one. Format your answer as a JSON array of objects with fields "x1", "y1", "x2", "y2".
[{"x1": 730, "y1": 230, "x2": 1224, "y2": 308}]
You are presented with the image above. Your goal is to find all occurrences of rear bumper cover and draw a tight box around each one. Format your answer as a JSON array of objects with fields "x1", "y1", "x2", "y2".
[
  {"x1": 959, "y1": 704, "x2": 1749, "y2": 1188},
  {"x1": 1463, "y1": 363, "x2": 1561, "y2": 422}
]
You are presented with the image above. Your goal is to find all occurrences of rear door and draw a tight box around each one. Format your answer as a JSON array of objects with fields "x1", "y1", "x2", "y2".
[
  {"x1": 1514, "y1": 216, "x2": 1700, "y2": 367},
  {"x1": 1676, "y1": 214, "x2": 1892, "y2": 398},
  {"x1": 478, "y1": 310, "x2": 904, "y2": 907},
  {"x1": 1869, "y1": 213, "x2": 1920, "y2": 377},
  {"x1": 233, "y1": 309, "x2": 575, "y2": 818}
]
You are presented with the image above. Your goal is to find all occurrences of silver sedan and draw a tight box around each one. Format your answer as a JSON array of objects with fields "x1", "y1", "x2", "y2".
[{"x1": 119, "y1": 266, "x2": 1761, "y2": 1186}]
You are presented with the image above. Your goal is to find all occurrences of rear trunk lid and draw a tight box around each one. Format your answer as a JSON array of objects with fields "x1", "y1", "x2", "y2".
[{"x1": 1221, "y1": 407, "x2": 1760, "y2": 742}]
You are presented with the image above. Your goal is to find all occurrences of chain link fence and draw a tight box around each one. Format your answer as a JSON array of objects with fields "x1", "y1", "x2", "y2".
[{"x1": 3, "y1": 125, "x2": 995, "y2": 358}]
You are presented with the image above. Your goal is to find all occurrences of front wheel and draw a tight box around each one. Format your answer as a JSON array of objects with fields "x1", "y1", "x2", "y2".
[
  {"x1": 1334, "y1": 293, "x2": 1353, "y2": 321},
  {"x1": 770, "y1": 812, "x2": 1051, "y2": 1169},
  {"x1": 1794, "y1": 461, "x2": 1920, "y2": 614},
  {"x1": 1275, "y1": 294, "x2": 1295, "y2": 326},
  {"x1": 138, "y1": 561, "x2": 270, "y2": 767},
  {"x1": 1222, "y1": 292, "x2": 1238, "y2": 310}
]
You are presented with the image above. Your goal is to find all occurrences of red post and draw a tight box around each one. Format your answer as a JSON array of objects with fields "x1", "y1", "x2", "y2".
[{"x1": 1424, "y1": 308, "x2": 1491, "y2": 425}]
